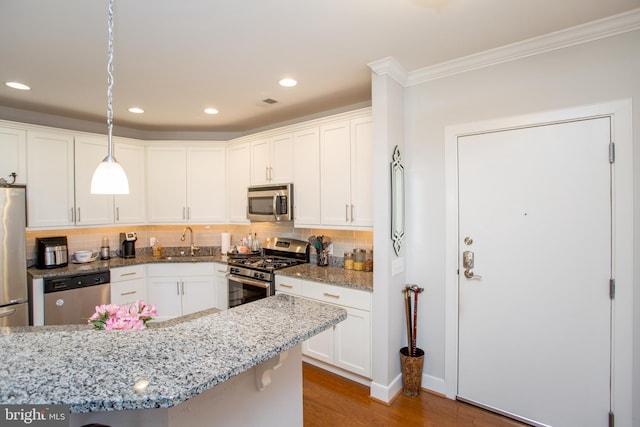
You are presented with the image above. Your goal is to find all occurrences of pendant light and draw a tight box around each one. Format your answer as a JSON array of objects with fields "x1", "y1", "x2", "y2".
[{"x1": 91, "y1": 0, "x2": 129, "y2": 194}]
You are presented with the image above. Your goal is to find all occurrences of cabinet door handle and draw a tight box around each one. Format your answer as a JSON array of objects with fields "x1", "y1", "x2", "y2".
[
  {"x1": 265, "y1": 166, "x2": 269, "y2": 182},
  {"x1": 182, "y1": 207, "x2": 186, "y2": 220},
  {"x1": 269, "y1": 166, "x2": 273, "y2": 181},
  {"x1": 181, "y1": 281, "x2": 185, "y2": 295},
  {"x1": 280, "y1": 284, "x2": 293, "y2": 289},
  {"x1": 77, "y1": 208, "x2": 81, "y2": 223},
  {"x1": 70, "y1": 208, "x2": 75, "y2": 223},
  {"x1": 345, "y1": 204, "x2": 349, "y2": 222},
  {"x1": 323, "y1": 292, "x2": 340, "y2": 299},
  {"x1": 187, "y1": 207, "x2": 191, "y2": 220},
  {"x1": 351, "y1": 204, "x2": 355, "y2": 222},
  {"x1": 120, "y1": 291, "x2": 136, "y2": 296},
  {"x1": 120, "y1": 272, "x2": 137, "y2": 277},
  {"x1": 116, "y1": 207, "x2": 120, "y2": 221},
  {"x1": 177, "y1": 282, "x2": 180, "y2": 295}
]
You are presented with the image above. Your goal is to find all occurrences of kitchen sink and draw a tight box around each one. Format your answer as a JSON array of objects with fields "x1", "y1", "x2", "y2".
[{"x1": 158, "y1": 254, "x2": 217, "y2": 261}]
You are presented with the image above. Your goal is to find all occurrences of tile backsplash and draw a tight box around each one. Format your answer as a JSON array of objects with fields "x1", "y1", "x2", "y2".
[{"x1": 26, "y1": 223, "x2": 373, "y2": 261}]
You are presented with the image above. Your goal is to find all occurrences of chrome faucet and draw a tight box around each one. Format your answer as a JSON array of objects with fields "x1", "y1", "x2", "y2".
[{"x1": 181, "y1": 226, "x2": 200, "y2": 256}]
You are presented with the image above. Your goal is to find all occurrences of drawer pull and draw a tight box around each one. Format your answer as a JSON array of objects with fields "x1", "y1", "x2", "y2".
[
  {"x1": 280, "y1": 284, "x2": 293, "y2": 288},
  {"x1": 119, "y1": 272, "x2": 137, "y2": 277},
  {"x1": 323, "y1": 292, "x2": 340, "y2": 299},
  {"x1": 120, "y1": 291, "x2": 137, "y2": 296}
]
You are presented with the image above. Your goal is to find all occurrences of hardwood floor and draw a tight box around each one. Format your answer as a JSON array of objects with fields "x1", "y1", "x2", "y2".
[{"x1": 303, "y1": 363, "x2": 527, "y2": 427}]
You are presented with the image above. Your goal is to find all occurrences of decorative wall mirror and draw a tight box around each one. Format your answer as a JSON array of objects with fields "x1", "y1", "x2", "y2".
[{"x1": 391, "y1": 145, "x2": 405, "y2": 256}]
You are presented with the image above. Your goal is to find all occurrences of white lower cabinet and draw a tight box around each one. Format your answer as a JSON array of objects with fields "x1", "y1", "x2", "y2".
[
  {"x1": 214, "y1": 262, "x2": 228, "y2": 310},
  {"x1": 147, "y1": 263, "x2": 216, "y2": 321},
  {"x1": 275, "y1": 276, "x2": 372, "y2": 379},
  {"x1": 110, "y1": 265, "x2": 146, "y2": 306}
]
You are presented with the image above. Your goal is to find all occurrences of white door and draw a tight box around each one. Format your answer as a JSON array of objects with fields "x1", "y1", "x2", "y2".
[{"x1": 457, "y1": 118, "x2": 611, "y2": 426}]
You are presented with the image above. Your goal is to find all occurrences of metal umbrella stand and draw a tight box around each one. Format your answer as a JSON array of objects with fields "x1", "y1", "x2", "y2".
[{"x1": 400, "y1": 284, "x2": 425, "y2": 397}]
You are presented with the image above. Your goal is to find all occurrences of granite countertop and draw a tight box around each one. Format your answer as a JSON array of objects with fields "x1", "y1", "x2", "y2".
[
  {"x1": 27, "y1": 250, "x2": 373, "y2": 291},
  {"x1": 276, "y1": 264, "x2": 373, "y2": 292},
  {"x1": 0, "y1": 295, "x2": 346, "y2": 413}
]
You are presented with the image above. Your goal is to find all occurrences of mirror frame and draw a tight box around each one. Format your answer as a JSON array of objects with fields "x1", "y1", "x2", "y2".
[{"x1": 390, "y1": 145, "x2": 405, "y2": 256}]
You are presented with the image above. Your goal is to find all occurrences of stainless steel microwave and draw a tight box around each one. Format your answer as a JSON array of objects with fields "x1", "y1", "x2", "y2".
[{"x1": 247, "y1": 183, "x2": 294, "y2": 222}]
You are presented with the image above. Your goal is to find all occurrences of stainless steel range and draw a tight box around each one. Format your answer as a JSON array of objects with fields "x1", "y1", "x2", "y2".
[{"x1": 226, "y1": 237, "x2": 309, "y2": 308}]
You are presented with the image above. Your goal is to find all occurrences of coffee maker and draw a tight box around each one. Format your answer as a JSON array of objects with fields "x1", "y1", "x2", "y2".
[{"x1": 120, "y1": 232, "x2": 137, "y2": 258}]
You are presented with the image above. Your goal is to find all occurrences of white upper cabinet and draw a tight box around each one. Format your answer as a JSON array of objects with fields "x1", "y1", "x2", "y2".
[
  {"x1": 250, "y1": 133, "x2": 293, "y2": 185},
  {"x1": 293, "y1": 128, "x2": 320, "y2": 227},
  {"x1": 226, "y1": 142, "x2": 250, "y2": 223},
  {"x1": 186, "y1": 146, "x2": 226, "y2": 223},
  {"x1": 320, "y1": 116, "x2": 373, "y2": 228},
  {"x1": 0, "y1": 125, "x2": 26, "y2": 184},
  {"x1": 147, "y1": 146, "x2": 187, "y2": 222},
  {"x1": 147, "y1": 144, "x2": 226, "y2": 224},
  {"x1": 74, "y1": 136, "x2": 115, "y2": 225},
  {"x1": 113, "y1": 139, "x2": 146, "y2": 224},
  {"x1": 26, "y1": 131, "x2": 75, "y2": 228}
]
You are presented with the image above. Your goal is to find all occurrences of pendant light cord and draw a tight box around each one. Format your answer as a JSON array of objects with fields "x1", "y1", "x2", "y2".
[{"x1": 106, "y1": 0, "x2": 114, "y2": 159}]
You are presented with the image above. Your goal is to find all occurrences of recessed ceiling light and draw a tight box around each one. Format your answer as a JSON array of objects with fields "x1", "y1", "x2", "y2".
[
  {"x1": 128, "y1": 107, "x2": 144, "y2": 114},
  {"x1": 5, "y1": 81, "x2": 31, "y2": 91},
  {"x1": 279, "y1": 78, "x2": 297, "y2": 87},
  {"x1": 204, "y1": 108, "x2": 219, "y2": 115}
]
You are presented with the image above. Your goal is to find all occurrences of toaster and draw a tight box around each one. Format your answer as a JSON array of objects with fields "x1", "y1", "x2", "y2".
[{"x1": 36, "y1": 236, "x2": 69, "y2": 269}]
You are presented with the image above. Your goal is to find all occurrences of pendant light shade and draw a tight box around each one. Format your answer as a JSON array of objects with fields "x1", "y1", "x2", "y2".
[
  {"x1": 91, "y1": 0, "x2": 129, "y2": 195},
  {"x1": 91, "y1": 154, "x2": 129, "y2": 194}
]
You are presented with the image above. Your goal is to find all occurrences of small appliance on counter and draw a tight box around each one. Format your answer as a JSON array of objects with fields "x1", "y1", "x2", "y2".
[
  {"x1": 120, "y1": 232, "x2": 137, "y2": 258},
  {"x1": 36, "y1": 236, "x2": 69, "y2": 269}
]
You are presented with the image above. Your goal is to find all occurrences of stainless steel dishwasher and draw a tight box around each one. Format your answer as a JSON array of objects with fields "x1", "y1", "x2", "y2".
[{"x1": 43, "y1": 271, "x2": 110, "y2": 325}]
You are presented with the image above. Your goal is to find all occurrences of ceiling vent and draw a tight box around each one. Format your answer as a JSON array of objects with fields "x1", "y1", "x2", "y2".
[{"x1": 262, "y1": 98, "x2": 278, "y2": 104}]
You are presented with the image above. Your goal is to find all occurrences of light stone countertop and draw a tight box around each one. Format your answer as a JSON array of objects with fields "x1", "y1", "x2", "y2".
[
  {"x1": 0, "y1": 295, "x2": 346, "y2": 413},
  {"x1": 276, "y1": 264, "x2": 373, "y2": 292}
]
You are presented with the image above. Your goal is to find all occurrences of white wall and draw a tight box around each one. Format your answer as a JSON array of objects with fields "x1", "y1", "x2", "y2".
[{"x1": 401, "y1": 29, "x2": 639, "y2": 422}]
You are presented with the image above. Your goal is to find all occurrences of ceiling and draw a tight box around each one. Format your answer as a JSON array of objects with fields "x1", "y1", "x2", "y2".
[{"x1": 1, "y1": 0, "x2": 638, "y2": 137}]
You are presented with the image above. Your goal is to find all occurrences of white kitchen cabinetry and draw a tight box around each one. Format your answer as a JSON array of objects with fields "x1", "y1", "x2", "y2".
[
  {"x1": 250, "y1": 134, "x2": 293, "y2": 185},
  {"x1": 226, "y1": 142, "x2": 251, "y2": 223},
  {"x1": 26, "y1": 131, "x2": 75, "y2": 227},
  {"x1": 320, "y1": 116, "x2": 373, "y2": 228},
  {"x1": 74, "y1": 136, "x2": 115, "y2": 225},
  {"x1": 146, "y1": 263, "x2": 216, "y2": 321},
  {"x1": 214, "y1": 262, "x2": 228, "y2": 310},
  {"x1": 275, "y1": 275, "x2": 372, "y2": 379},
  {"x1": 110, "y1": 265, "x2": 146, "y2": 306},
  {"x1": 114, "y1": 140, "x2": 146, "y2": 224},
  {"x1": 147, "y1": 145, "x2": 226, "y2": 223},
  {"x1": 0, "y1": 125, "x2": 26, "y2": 184},
  {"x1": 292, "y1": 128, "x2": 320, "y2": 227}
]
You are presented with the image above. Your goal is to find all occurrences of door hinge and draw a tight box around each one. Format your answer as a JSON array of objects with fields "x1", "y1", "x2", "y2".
[
  {"x1": 608, "y1": 411, "x2": 614, "y2": 427},
  {"x1": 609, "y1": 279, "x2": 615, "y2": 299},
  {"x1": 609, "y1": 142, "x2": 615, "y2": 163}
]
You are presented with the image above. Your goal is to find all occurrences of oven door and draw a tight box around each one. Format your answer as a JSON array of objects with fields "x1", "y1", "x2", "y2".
[{"x1": 226, "y1": 273, "x2": 271, "y2": 308}]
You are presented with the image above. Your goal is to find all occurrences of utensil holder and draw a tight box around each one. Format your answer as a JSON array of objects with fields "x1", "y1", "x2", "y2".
[
  {"x1": 400, "y1": 346, "x2": 424, "y2": 397},
  {"x1": 317, "y1": 250, "x2": 329, "y2": 266}
]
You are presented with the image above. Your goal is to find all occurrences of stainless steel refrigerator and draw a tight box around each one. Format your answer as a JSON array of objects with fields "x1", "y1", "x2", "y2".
[{"x1": 0, "y1": 186, "x2": 29, "y2": 326}]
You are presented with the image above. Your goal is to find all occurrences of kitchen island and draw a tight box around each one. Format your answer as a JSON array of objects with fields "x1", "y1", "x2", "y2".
[{"x1": 0, "y1": 295, "x2": 346, "y2": 427}]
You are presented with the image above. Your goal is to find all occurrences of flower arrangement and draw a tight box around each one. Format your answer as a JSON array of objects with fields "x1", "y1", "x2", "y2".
[{"x1": 88, "y1": 300, "x2": 158, "y2": 330}]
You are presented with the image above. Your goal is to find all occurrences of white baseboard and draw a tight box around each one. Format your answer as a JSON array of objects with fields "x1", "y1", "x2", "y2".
[{"x1": 302, "y1": 356, "x2": 371, "y2": 387}]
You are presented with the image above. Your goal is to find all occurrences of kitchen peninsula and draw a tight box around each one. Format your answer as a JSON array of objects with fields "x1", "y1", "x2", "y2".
[{"x1": 0, "y1": 295, "x2": 346, "y2": 427}]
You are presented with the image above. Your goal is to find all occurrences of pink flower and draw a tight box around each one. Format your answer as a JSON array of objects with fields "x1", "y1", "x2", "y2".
[{"x1": 88, "y1": 300, "x2": 157, "y2": 330}]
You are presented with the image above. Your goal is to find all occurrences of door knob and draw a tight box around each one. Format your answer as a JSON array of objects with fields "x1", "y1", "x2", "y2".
[{"x1": 463, "y1": 251, "x2": 482, "y2": 279}]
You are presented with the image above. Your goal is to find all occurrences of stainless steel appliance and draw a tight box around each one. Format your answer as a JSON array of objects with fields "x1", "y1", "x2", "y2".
[
  {"x1": 0, "y1": 186, "x2": 29, "y2": 327},
  {"x1": 247, "y1": 183, "x2": 294, "y2": 222},
  {"x1": 35, "y1": 236, "x2": 69, "y2": 269},
  {"x1": 43, "y1": 271, "x2": 110, "y2": 325},
  {"x1": 120, "y1": 231, "x2": 137, "y2": 258},
  {"x1": 226, "y1": 237, "x2": 309, "y2": 308}
]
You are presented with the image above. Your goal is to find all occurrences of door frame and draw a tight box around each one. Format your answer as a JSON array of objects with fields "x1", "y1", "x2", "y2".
[{"x1": 443, "y1": 100, "x2": 633, "y2": 424}]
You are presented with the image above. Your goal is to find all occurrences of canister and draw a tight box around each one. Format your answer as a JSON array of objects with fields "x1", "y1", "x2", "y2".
[
  {"x1": 365, "y1": 249, "x2": 373, "y2": 272},
  {"x1": 353, "y1": 249, "x2": 365, "y2": 271},
  {"x1": 344, "y1": 251, "x2": 354, "y2": 270}
]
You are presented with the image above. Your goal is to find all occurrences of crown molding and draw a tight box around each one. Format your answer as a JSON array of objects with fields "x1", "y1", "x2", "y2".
[
  {"x1": 404, "y1": 8, "x2": 640, "y2": 86},
  {"x1": 368, "y1": 56, "x2": 409, "y2": 86}
]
